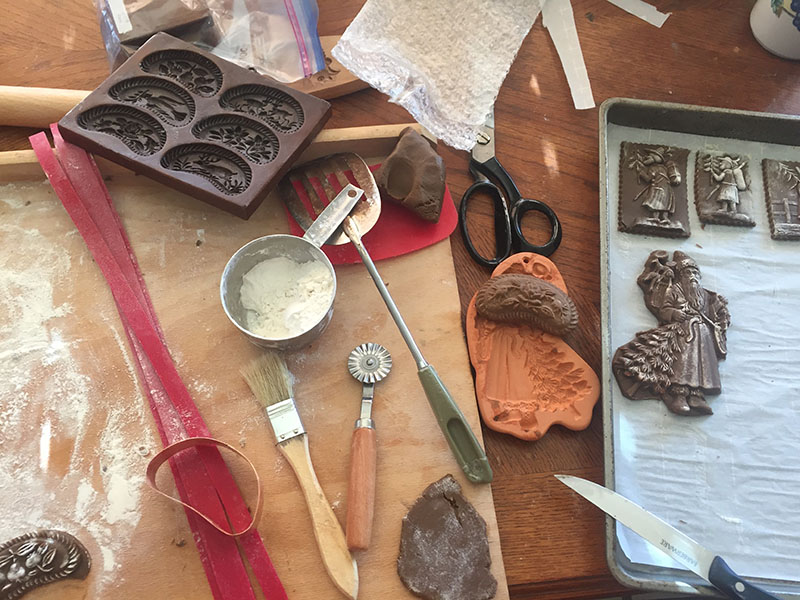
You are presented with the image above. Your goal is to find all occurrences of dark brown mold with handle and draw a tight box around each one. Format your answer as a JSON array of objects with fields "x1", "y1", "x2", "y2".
[
  {"x1": 58, "y1": 33, "x2": 331, "y2": 218},
  {"x1": 0, "y1": 529, "x2": 91, "y2": 600}
]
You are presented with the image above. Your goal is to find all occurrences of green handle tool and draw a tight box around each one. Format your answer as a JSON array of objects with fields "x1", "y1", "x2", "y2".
[{"x1": 346, "y1": 218, "x2": 494, "y2": 484}]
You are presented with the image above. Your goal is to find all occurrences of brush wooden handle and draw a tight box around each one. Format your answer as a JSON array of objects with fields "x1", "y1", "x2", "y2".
[
  {"x1": 345, "y1": 427, "x2": 377, "y2": 551},
  {"x1": 278, "y1": 435, "x2": 358, "y2": 600}
]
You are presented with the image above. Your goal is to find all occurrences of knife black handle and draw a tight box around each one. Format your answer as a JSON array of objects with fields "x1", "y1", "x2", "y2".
[{"x1": 708, "y1": 556, "x2": 781, "y2": 600}]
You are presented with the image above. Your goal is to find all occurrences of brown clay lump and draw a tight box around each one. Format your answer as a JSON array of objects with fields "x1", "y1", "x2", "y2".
[
  {"x1": 375, "y1": 127, "x2": 446, "y2": 223},
  {"x1": 475, "y1": 273, "x2": 578, "y2": 336},
  {"x1": 397, "y1": 475, "x2": 497, "y2": 600}
]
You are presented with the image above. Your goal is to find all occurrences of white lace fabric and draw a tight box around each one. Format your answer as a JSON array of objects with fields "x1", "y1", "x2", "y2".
[{"x1": 332, "y1": 0, "x2": 543, "y2": 151}]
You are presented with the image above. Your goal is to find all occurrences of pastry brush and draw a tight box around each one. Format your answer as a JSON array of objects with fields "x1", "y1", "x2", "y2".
[{"x1": 242, "y1": 353, "x2": 358, "y2": 599}]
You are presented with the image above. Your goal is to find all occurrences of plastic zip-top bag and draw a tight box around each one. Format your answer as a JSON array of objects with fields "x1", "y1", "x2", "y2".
[
  {"x1": 95, "y1": 0, "x2": 326, "y2": 83},
  {"x1": 207, "y1": 0, "x2": 326, "y2": 82}
]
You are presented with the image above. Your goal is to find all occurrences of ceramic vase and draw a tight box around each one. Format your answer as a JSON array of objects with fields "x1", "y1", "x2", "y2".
[{"x1": 750, "y1": 0, "x2": 800, "y2": 60}]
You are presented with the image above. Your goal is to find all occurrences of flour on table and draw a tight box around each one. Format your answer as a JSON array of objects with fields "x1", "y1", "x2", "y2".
[{"x1": 0, "y1": 184, "x2": 155, "y2": 591}]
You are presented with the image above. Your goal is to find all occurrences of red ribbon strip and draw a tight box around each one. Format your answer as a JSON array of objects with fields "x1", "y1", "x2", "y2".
[
  {"x1": 31, "y1": 129, "x2": 287, "y2": 600},
  {"x1": 47, "y1": 128, "x2": 243, "y2": 600}
]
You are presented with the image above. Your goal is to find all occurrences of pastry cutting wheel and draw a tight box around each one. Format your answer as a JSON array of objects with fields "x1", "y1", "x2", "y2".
[
  {"x1": 348, "y1": 342, "x2": 392, "y2": 389},
  {"x1": 344, "y1": 342, "x2": 391, "y2": 551}
]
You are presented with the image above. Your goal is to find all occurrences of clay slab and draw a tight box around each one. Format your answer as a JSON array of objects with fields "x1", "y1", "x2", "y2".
[{"x1": 397, "y1": 475, "x2": 497, "y2": 600}]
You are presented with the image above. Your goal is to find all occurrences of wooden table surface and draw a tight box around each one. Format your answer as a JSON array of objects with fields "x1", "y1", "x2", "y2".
[{"x1": 1, "y1": 1, "x2": 797, "y2": 598}]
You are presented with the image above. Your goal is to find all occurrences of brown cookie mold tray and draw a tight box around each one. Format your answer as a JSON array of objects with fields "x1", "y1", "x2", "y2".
[
  {"x1": 599, "y1": 98, "x2": 800, "y2": 598},
  {"x1": 58, "y1": 33, "x2": 331, "y2": 218}
]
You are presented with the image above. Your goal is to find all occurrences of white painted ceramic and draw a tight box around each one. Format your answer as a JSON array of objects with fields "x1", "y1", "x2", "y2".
[{"x1": 750, "y1": 0, "x2": 800, "y2": 60}]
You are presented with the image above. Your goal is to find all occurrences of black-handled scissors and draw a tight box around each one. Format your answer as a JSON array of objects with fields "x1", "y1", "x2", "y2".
[{"x1": 459, "y1": 111, "x2": 562, "y2": 268}]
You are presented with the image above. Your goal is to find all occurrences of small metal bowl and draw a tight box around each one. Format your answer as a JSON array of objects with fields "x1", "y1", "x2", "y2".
[{"x1": 220, "y1": 234, "x2": 336, "y2": 351}]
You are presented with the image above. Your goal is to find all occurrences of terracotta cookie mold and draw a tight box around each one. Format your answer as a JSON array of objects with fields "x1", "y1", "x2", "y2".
[{"x1": 465, "y1": 253, "x2": 599, "y2": 441}]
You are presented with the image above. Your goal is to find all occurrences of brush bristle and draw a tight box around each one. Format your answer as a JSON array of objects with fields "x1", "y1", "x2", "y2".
[{"x1": 241, "y1": 352, "x2": 293, "y2": 408}]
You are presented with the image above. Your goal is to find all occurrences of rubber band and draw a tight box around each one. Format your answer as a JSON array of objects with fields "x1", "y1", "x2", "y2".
[{"x1": 146, "y1": 437, "x2": 263, "y2": 537}]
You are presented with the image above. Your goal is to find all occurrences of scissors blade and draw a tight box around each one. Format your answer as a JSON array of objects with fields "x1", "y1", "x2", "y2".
[{"x1": 472, "y1": 111, "x2": 496, "y2": 164}]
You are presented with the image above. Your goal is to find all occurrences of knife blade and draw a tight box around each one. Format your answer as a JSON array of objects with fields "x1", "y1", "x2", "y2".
[{"x1": 555, "y1": 474, "x2": 780, "y2": 600}]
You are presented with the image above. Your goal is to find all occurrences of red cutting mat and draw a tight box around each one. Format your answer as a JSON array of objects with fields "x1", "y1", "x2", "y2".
[{"x1": 285, "y1": 165, "x2": 457, "y2": 264}]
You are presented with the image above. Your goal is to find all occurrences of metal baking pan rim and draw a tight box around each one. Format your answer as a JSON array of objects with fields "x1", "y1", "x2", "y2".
[{"x1": 598, "y1": 97, "x2": 800, "y2": 599}]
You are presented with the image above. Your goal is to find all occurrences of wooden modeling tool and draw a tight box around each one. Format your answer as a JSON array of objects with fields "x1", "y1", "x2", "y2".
[
  {"x1": 242, "y1": 353, "x2": 358, "y2": 599},
  {"x1": 345, "y1": 343, "x2": 392, "y2": 551}
]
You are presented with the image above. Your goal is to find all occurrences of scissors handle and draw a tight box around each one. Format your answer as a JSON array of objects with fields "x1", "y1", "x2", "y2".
[
  {"x1": 480, "y1": 155, "x2": 562, "y2": 257},
  {"x1": 473, "y1": 156, "x2": 523, "y2": 205},
  {"x1": 461, "y1": 157, "x2": 562, "y2": 265},
  {"x1": 511, "y1": 198, "x2": 562, "y2": 258},
  {"x1": 459, "y1": 179, "x2": 512, "y2": 268}
]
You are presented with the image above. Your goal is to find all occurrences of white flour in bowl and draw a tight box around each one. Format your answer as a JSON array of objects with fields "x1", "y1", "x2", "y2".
[{"x1": 239, "y1": 256, "x2": 334, "y2": 339}]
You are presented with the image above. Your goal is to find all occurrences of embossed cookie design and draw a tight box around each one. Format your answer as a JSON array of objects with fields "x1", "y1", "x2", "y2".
[
  {"x1": 619, "y1": 142, "x2": 690, "y2": 238},
  {"x1": 219, "y1": 84, "x2": 305, "y2": 134},
  {"x1": 475, "y1": 274, "x2": 578, "y2": 336},
  {"x1": 694, "y1": 152, "x2": 755, "y2": 227},
  {"x1": 192, "y1": 115, "x2": 279, "y2": 164},
  {"x1": 109, "y1": 76, "x2": 196, "y2": 127},
  {"x1": 57, "y1": 32, "x2": 331, "y2": 218},
  {"x1": 77, "y1": 105, "x2": 167, "y2": 155},
  {"x1": 465, "y1": 253, "x2": 599, "y2": 441},
  {"x1": 140, "y1": 48, "x2": 223, "y2": 96},
  {"x1": 763, "y1": 159, "x2": 800, "y2": 240}
]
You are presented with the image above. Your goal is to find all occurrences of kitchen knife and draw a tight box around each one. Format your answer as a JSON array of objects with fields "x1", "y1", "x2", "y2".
[{"x1": 555, "y1": 474, "x2": 780, "y2": 600}]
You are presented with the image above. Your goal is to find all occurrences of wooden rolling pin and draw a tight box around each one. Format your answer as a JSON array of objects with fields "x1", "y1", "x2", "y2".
[
  {"x1": 0, "y1": 124, "x2": 423, "y2": 183},
  {"x1": 0, "y1": 37, "x2": 365, "y2": 129},
  {"x1": 0, "y1": 86, "x2": 89, "y2": 128}
]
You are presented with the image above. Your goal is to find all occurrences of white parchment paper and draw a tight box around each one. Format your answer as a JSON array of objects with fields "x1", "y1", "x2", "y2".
[{"x1": 606, "y1": 124, "x2": 800, "y2": 582}]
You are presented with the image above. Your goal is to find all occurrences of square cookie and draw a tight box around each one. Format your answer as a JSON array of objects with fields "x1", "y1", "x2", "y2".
[
  {"x1": 694, "y1": 152, "x2": 756, "y2": 227},
  {"x1": 763, "y1": 159, "x2": 800, "y2": 240},
  {"x1": 619, "y1": 142, "x2": 690, "y2": 238}
]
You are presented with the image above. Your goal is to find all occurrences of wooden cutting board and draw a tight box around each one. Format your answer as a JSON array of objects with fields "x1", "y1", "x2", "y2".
[{"x1": 0, "y1": 168, "x2": 508, "y2": 599}]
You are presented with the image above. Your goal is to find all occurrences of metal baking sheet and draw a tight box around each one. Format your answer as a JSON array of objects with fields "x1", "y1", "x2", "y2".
[{"x1": 599, "y1": 98, "x2": 800, "y2": 598}]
